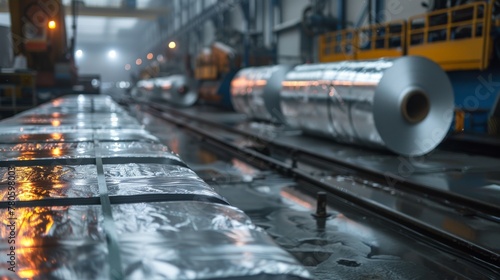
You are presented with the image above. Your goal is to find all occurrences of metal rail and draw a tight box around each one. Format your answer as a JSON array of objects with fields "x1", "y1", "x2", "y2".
[{"x1": 139, "y1": 102, "x2": 500, "y2": 271}]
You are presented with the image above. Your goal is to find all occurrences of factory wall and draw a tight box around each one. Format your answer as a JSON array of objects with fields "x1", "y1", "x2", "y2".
[
  {"x1": 150, "y1": 0, "x2": 432, "y2": 71},
  {"x1": 76, "y1": 43, "x2": 136, "y2": 83}
]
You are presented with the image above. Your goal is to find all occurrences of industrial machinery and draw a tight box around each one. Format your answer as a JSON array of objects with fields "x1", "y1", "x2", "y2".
[
  {"x1": 195, "y1": 42, "x2": 240, "y2": 109},
  {"x1": 318, "y1": 0, "x2": 500, "y2": 134},
  {"x1": 8, "y1": 0, "x2": 77, "y2": 92}
]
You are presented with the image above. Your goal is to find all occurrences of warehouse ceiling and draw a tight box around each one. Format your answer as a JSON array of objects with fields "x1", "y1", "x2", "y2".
[{"x1": 0, "y1": 0, "x2": 166, "y2": 45}]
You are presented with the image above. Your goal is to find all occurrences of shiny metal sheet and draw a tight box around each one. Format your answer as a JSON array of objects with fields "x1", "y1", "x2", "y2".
[
  {"x1": 0, "y1": 95, "x2": 310, "y2": 279},
  {"x1": 231, "y1": 65, "x2": 293, "y2": 122},
  {"x1": 0, "y1": 202, "x2": 310, "y2": 279},
  {"x1": 0, "y1": 141, "x2": 181, "y2": 162},
  {"x1": 281, "y1": 57, "x2": 454, "y2": 156}
]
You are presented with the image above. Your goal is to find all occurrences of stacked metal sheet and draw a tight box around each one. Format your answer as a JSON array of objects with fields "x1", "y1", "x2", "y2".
[{"x1": 0, "y1": 95, "x2": 310, "y2": 279}]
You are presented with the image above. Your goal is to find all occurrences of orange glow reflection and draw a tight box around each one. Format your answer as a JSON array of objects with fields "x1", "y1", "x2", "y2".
[
  {"x1": 169, "y1": 137, "x2": 179, "y2": 154},
  {"x1": 50, "y1": 133, "x2": 63, "y2": 140},
  {"x1": 280, "y1": 189, "x2": 314, "y2": 210},
  {"x1": 51, "y1": 120, "x2": 61, "y2": 127},
  {"x1": 231, "y1": 159, "x2": 258, "y2": 177},
  {"x1": 51, "y1": 148, "x2": 61, "y2": 156},
  {"x1": 51, "y1": 112, "x2": 61, "y2": 118},
  {"x1": 2, "y1": 205, "x2": 56, "y2": 278},
  {"x1": 1, "y1": 173, "x2": 62, "y2": 278}
]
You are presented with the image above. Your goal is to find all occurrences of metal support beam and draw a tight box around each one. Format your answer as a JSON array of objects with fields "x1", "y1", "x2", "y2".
[
  {"x1": 337, "y1": 0, "x2": 345, "y2": 29},
  {"x1": 355, "y1": 4, "x2": 369, "y2": 27},
  {"x1": 241, "y1": 0, "x2": 250, "y2": 67},
  {"x1": 374, "y1": 0, "x2": 384, "y2": 23}
]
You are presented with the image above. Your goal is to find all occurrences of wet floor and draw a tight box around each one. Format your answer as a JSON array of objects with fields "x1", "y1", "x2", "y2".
[{"x1": 131, "y1": 105, "x2": 496, "y2": 279}]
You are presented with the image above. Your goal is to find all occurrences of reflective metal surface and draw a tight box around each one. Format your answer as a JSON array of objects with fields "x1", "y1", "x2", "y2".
[
  {"x1": 231, "y1": 65, "x2": 293, "y2": 122},
  {"x1": 135, "y1": 108, "x2": 500, "y2": 280},
  {"x1": 155, "y1": 75, "x2": 198, "y2": 107},
  {"x1": 280, "y1": 57, "x2": 454, "y2": 156},
  {"x1": 0, "y1": 95, "x2": 310, "y2": 279}
]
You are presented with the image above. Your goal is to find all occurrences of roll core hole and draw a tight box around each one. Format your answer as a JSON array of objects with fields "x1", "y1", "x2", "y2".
[{"x1": 401, "y1": 90, "x2": 430, "y2": 124}]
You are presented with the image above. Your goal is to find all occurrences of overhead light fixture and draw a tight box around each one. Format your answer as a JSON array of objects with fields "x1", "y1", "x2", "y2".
[
  {"x1": 125, "y1": 64, "x2": 131, "y2": 70},
  {"x1": 75, "y1": 49, "x2": 83, "y2": 58},
  {"x1": 136, "y1": 59, "x2": 142, "y2": 65},
  {"x1": 48, "y1": 20, "x2": 56, "y2": 29},
  {"x1": 147, "y1": 53, "x2": 154, "y2": 60},
  {"x1": 108, "y1": 50, "x2": 117, "y2": 59},
  {"x1": 168, "y1": 41, "x2": 176, "y2": 49}
]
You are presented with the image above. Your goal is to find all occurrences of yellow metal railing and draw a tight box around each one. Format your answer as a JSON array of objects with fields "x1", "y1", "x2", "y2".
[
  {"x1": 357, "y1": 20, "x2": 406, "y2": 60},
  {"x1": 407, "y1": 2, "x2": 492, "y2": 70},
  {"x1": 319, "y1": 29, "x2": 357, "y2": 62}
]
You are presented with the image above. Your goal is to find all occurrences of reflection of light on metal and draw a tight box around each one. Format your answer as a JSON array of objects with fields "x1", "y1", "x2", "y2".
[
  {"x1": 280, "y1": 189, "x2": 314, "y2": 210},
  {"x1": 2, "y1": 202, "x2": 56, "y2": 279},
  {"x1": 52, "y1": 148, "x2": 61, "y2": 156},
  {"x1": 160, "y1": 81, "x2": 172, "y2": 90},
  {"x1": 52, "y1": 100, "x2": 62, "y2": 106},
  {"x1": 231, "y1": 159, "x2": 258, "y2": 177},
  {"x1": 443, "y1": 218, "x2": 476, "y2": 240},
  {"x1": 51, "y1": 112, "x2": 60, "y2": 118},
  {"x1": 169, "y1": 137, "x2": 179, "y2": 154},
  {"x1": 19, "y1": 236, "x2": 34, "y2": 247},
  {"x1": 19, "y1": 268, "x2": 36, "y2": 279},
  {"x1": 51, "y1": 133, "x2": 62, "y2": 140},
  {"x1": 51, "y1": 120, "x2": 61, "y2": 127}
]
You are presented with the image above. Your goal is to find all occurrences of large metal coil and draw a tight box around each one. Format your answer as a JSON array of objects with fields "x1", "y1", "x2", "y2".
[
  {"x1": 280, "y1": 56, "x2": 454, "y2": 156},
  {"x1": 231, "y1": 65, "x2": 293, "y2": 122},
  {"x1": 155, "y1": 75, "x2": 198, "y2": 107}
]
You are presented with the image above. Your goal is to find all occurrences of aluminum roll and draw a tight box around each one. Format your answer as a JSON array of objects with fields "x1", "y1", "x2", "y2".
[
  {"x1": 280, "y1": 56, "x2": 454, "y2": 156},
  {"x1": 155, "y1": 75, "x2": 198, "y2": 107},
  {"x1": 231, "y1": 65, "x2": 293, "y2": 122},
  {"x1": 137, "y1": 79, "x2": 156, "y2": 98}
]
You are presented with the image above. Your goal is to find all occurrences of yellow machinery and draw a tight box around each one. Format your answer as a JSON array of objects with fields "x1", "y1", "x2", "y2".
[
  {"x1": 194, "y1": 42, "x2": 240, "y2": 108},
  {"x1": 8, "y1": 0, "x2": 75, "y2": 87},
  {"x1": 319, "y1": 1, "x2": 495, "y2": 71}
]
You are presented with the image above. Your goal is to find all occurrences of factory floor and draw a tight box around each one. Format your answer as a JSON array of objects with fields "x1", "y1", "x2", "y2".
[{"x1": 132, "y1": 106, "x2": 494, "y2": 279}]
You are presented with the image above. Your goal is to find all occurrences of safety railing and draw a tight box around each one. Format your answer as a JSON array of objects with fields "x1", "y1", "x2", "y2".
[
  {"x1": 407, "y1": 2, "x2": 492, "y2": 70},
  {"x1": 357, "y1": 20, "x2": 406, "y2": 60},
  {"x1": 319, "y1": 29, "x2": 357, "y2": 62}
]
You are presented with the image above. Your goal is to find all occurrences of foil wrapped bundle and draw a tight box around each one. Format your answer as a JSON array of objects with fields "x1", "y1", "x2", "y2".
[{"x1": 0, "y1": 95, "x2": 310, "y2": 279}]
